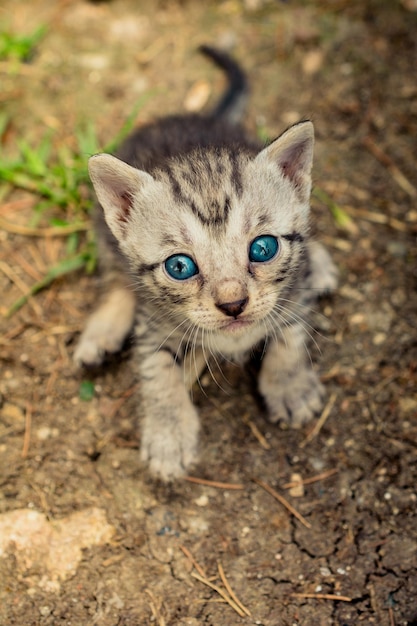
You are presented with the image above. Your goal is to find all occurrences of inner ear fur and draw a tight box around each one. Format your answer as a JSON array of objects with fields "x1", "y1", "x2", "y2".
[
  {"x1": 257, "y1": 121, "x2": 314, "y2": 201},
  {"x1": 88, "y1": 153, "x2": 153, "y2": 235}
]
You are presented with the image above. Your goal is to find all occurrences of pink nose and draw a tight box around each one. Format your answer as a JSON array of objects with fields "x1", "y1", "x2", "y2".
[{"x1": 216, "y1": 297, "x2": 248, "y2": 318}]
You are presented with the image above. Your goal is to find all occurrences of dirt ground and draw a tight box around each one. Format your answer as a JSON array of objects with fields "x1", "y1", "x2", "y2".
[{"x1": 1, "y1": 1, "x2": 417, "y2": 624}]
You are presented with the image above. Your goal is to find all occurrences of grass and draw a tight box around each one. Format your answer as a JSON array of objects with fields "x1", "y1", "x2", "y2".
[
  {"x1": 0, "y1": 24, "x2": 46, "y2": 62},
  {"x1": 312, "y1": 186, "x2": 357, "y2": 233},
  {"x1": 1, "y1": 95, "x2": 149, "y2": 317}
]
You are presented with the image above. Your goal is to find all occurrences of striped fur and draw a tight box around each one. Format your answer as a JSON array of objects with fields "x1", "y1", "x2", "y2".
[{"x1": 74, "y1": 48, "x2": 337, "y2": 480}]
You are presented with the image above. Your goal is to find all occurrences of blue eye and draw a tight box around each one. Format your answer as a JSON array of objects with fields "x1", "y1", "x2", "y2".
[
  {"x1": 165, "y1": 254, "x2": 198, "y2": 280},
  {"x1": 249, "y1": 235, "x2": 279, "y2": 263}
]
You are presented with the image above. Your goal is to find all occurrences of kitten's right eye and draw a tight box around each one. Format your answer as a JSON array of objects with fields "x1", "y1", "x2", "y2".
[
  {"x1": 164, "y1": 254, "x2": 199, "y2": 280},
  {"x1": 249, "y1": 235, "x2": 279, "y2": 263}
]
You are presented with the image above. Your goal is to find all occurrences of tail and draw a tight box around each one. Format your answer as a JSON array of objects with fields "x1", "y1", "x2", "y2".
[{"x1": 199, "y1": 45, "x2": 248, "y2": 125}]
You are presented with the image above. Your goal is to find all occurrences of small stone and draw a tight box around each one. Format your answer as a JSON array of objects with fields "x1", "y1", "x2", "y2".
[
  {"x1": 373, "y1": 332, "x2": 386, "y2": 346},
  {"x1": 36, "y1": 427, "x2": 59, "y2": 441},
  {"x1": 184, "y1": 80, "x2": 211, "y2": 112},
  {"x1": 302, "y1": 50, "x2": 324, "y2": 75},
  {"x1": 288, "y1": 473, "x2": 304, "y2": 498},
  {"x1": 194, "y1": 494, "x2": 209, "y2": 507},
  {"x1": 349, "y1": 312, "x2": 366, "y2": 325},
  {"x1": 39, "y1": 607, "x2": 51, "y2": 617},
  {"x1": 1, "y1": 402, "x2": 25, "y2": 424}
]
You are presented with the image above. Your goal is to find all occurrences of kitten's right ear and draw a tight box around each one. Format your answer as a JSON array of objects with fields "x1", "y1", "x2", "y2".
[
  {"x1": 88, "y1": 154, "x2": 153, "y2": 240},
  {"x1": 255, "y1": 121, "x2": 314, "y2": 203}
]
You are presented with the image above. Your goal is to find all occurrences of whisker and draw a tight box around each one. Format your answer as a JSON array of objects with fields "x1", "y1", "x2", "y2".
[
  {"x1": 155, "y1": 317, "x2": 189, "y2": 353},
  {"x1": 206, "y1": 330, "x2": 231, "y2": 388},
  {"x1": 271, "y1": 304, "x2": 322, "y2": 356},
  {"x1": 201, "y1": 329, "x2": 232, "y2": 394}
]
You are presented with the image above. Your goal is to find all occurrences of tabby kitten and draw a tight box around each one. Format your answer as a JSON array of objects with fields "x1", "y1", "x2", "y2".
[{"x1": 75, "y1": 46, "x2": 337, "y2": 480}]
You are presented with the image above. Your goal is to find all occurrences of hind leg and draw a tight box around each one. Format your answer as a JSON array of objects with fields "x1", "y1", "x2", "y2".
[{"x1": 307, "y1": 241, "x2": 338, "y2": 295}]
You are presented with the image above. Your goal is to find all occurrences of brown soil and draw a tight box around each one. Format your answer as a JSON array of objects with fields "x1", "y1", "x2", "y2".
[{"x1": 1, "y1": 1, "x2": 417, "y2": 624}]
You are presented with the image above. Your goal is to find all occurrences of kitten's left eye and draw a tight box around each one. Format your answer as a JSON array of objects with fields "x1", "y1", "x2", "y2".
[
  {"x1": 164, "y1": 254, "x2": 199, "y2": 280},
  {"x1": 249, "y1": 235, "x2": 279, "y2": 263}
]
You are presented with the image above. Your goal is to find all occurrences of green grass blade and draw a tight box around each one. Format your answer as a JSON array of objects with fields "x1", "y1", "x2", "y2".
[{"x1": 313, "y1": 187, "x2": 357, "y2": 233}]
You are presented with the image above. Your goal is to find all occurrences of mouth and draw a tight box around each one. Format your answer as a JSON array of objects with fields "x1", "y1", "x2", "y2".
[{"x1": 220, "y1": 318, "x2": 252, "y2": 333}]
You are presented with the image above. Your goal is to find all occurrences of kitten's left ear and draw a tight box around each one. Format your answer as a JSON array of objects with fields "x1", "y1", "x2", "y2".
[
  {"x1": 88, "y1": 153, "x2": 154, "y2": 240},
  {"x1": 256, "y1": 121, "x2": 314, "y2": 202}
]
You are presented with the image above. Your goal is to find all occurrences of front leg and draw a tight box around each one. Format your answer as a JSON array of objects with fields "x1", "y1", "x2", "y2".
[
  {"x1": 259, "y1": 324, "x2": 325, "y2": 427},
  {"x1": 139, "y1": 349, "x2": 200, "y2": 480}
]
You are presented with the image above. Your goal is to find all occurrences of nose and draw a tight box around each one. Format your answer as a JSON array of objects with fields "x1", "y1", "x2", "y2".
[{"x1": 216, "y1": 297, "x2": 248, "y2": 318}]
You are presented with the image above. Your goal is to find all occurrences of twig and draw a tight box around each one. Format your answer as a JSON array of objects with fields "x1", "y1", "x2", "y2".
[
  {"x1": 241, "y1": 413, "x2": 271, "y2": 450},
  {"x1": 11, "y1": 251, "x2": 43, "y2": 282},
  {"x1": 191, "y1": 572, "x2": 246, "y2": 617},
  {"x1": 5, "y1": 253, "x2": 89, "y2": 317},
  {"x1": 144, "y1": 589, "x2": 166, "y2": 626},
  {"x1": 209, "y1": 396, "x2": 270, "y2": 450},
  {"x1": 342, "y1": 206, "x2": 408, "y2": 232},
  {"x1": 282, "y1": 468, "x2": 338, "y2": 489},
  {"x1": 217, "y1": 562, "x2": 251, "y2": 617},
  {"x1": 0, "y1": 215, "x2": 90, "y2": 237},
  {"x1": 183, "y1": 475, "x2": 244, "y2": 490},
  {"x1": 363, "y1": 136, "x2": 417, "y2": 199},
  {"x1": 0, "y1": 260, "x2": 42, "y2": 317},
  {"x1": 300, "y1": 393, "x2": 337, "y2": 448},
  {"x1": 22, "y1": 402, "x2": 33, "y2": 458},
  {"x1": 291, "y1": 592, "x2": 352, "y2": 602},
  {"x1": 388, "y1": 605, "x2": 396, "y2": 626},
  {"x1": 252, "y1": 478, "x2": 311, "y2": 529},
  {"x1": 179, "y1": 544, "x2": 207, "y2": 579},
  {"x1": 0, "y1": 197, "x2": 36, "y2": 213},
  {"x1": 2, "y1": 322, "x2": 26, "y2": 341}
]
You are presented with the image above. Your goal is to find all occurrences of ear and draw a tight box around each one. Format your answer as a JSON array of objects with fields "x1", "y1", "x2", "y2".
[
  {"x1": 256, "y1": 121, "x2": 314, "y2": 202},
  {"x1": 88, "y1": 153, "x2": 154, "y2": 240}
]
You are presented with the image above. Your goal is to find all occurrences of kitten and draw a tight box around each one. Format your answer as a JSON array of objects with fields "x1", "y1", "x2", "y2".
[{"x1": 74, "y1": 46, "x2": 337, "y2": 480}]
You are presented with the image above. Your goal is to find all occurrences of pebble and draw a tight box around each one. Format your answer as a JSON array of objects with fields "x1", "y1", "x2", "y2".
[
  {"x1": 320, "y1": 566, "x2": 332, "y2": 577},
  {"x1": 349, "y1": 312, "x2": 366, "y2": 325},
  {"x1": 288, "y1": 473, "x2": 304, "y2": 498},
  {"x1": 39, "y1": 607, "x2": 51, "y2": 617},
  {"x1": 1, "y1": 402, "x2": 24, "y2": 424},
  {"x1": 373, "y1": 332, "x2": 387, "y2": 346},
  {"x1": 36, "y1": 427, "x2": 59, "y2": 441},
  {"x1": 194, "y1": 494, "x2": 209, "y2": 507}
]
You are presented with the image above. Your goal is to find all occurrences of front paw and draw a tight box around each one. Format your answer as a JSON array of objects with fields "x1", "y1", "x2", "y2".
[
  {"x1": 140, "y1": 408, "x2": 200, "y2": 480},
  {"x1": 260, "y1": 368, "x2": 325, "y2": 427}
]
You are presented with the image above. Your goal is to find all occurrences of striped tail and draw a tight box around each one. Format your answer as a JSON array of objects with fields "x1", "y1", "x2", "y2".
[{"x1": 199, "y1": 45, "x2": 248, "y2": 125}]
